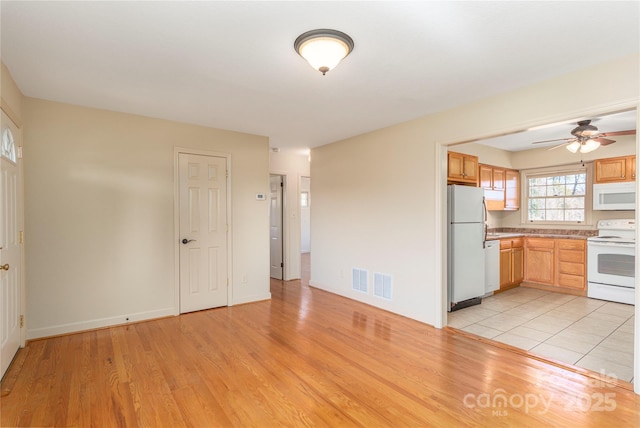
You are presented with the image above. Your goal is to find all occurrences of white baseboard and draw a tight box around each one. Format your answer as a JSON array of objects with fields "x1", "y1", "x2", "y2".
[
  {"x1": 26, "y1": 307, "x2": 176, "y2": 340},
  {"x1": 232, "y1": 292, "x2": 271, "y2": 306}
]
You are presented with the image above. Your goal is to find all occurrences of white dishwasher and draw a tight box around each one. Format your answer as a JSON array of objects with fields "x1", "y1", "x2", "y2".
[{"x1": 484, "y1": 240, "x2": 500, "y2": 293}]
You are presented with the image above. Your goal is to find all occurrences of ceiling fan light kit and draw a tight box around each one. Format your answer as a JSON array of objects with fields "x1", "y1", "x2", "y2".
[
  {"x1": 566, "y1": 139, "x2": 600, "y2": 154},
  {"x1": 294, "y1": 29, "x2": 354, "y2": 75}
]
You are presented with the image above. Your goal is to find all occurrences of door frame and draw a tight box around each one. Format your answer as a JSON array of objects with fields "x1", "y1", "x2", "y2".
[
  {"x1": 0, "y1": 102, "x2": 26, "y2": 352},
  {"x1": 173, "y1": 147, "x2": 232, "y2": 315},
  {"x1": 270, "y1": 169, "x2": 290, "y2": 279}
]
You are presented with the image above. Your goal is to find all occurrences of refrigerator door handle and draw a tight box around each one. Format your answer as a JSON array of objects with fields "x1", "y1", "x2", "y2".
[{"x1": 482, "y1": 197, "x2": 487, "y2": 248}]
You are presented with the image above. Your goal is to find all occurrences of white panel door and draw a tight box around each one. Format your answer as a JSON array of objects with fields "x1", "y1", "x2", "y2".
[
  {"x1": 179, "y1": 153, "x2": 228, "y2": 313},
  {"x1": 1, "y1": 112, "x2": 22, "y2": 378},
  {"x1": 270, "y1": 175, "x2": 283, "y2": 279}
]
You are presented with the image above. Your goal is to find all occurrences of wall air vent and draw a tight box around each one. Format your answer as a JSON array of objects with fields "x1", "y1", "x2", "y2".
[
  {"x1": 352, "y1": 268, "x2": 368, "y2": 293},
  {"x1": 373, "y1": 273, "x2": 393, "y2": 300}
]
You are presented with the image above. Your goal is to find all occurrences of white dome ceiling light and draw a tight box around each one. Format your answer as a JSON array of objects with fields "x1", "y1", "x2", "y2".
[{"x1": 294, "y1": 29, "x2": 354, "y2": 75}]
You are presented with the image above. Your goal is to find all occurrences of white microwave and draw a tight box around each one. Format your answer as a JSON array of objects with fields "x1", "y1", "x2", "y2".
[{"x1": 593, "y1": 182, "x2": 636, "y2": 210}]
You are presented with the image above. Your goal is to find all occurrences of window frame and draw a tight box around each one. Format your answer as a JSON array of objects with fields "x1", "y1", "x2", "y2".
[{"x1": 520, "y1": 163, "x2": 593, "y2": 226}]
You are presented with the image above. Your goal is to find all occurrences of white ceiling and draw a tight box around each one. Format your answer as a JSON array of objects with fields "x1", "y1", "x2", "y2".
[
  {"x1": 474, "y1": 109, "x2": 637, "y2": 152},
  {"x1": 1, "y1": 1, "x2": 638, "y2": 153}
]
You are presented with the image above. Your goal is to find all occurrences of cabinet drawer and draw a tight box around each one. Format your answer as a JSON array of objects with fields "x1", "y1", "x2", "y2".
[
  {"x1": 559, "y1": 250, "x2": 584, "y2": 263},
  {"x1": 511, "y1": 238, "x2": 524, "y2": 248},
  {"x1": 500, "y1": 239, "x2": 512, "y2": 250},
  {"x1": 559, "y1": 261, "x2": 585, "y2": 276},
  {"x1": 557, "y1": 240, "x2": 586, "y2": 251},
  {"x1": 557, "y1": 274, "x2": 585, "y2": 290},
  {"x1": 526, "y1": 238, "x2": 554, "y2": 248}
]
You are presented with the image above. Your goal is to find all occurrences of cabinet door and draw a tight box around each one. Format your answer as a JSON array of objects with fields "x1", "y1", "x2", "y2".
[
  {"x1": 463, "y1": 156, "x2": 479, "y2": 183},
  {"x1": 479, "y1": 164, "x2": 493, "y2": 189},
  {"x1": 499, "y1": 248, "x2": 512, "y2": 288},
  {"x1": 512, "y1": 247, "x2": 524, "y2": 284},
  {"x1": 492, "y1": 168, "x2": 506, "y2": 191},
  {"x1": 505, "y1": 169, "x2": 520, "y2": 210},
  {"x1": 595, "y1": 157, "x2": 628, "y2": 183},
  {"x1": 524, "y1": 239, "x2": 555, "y2": 285},
  {"x1": 626, "y1": 156, "x2": 636, "y2": 181},
  {"x1": 448, "y1": 152, "x2": 465, "y2": 179}
]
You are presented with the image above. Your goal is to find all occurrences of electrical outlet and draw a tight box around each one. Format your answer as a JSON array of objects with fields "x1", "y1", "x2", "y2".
[{"x1": 242, "y1": 274, "x2": 248, "y2": 284}]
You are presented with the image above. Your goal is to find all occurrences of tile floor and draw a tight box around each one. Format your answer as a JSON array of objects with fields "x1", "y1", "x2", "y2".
[{"x1": 448, "y1": 287, "x2": 635, "y2": 383}]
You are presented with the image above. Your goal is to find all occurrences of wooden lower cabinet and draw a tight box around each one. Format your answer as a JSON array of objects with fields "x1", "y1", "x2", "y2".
[
  {"x1": 523, "y1": 237, "x2": 586, "y2": 294},
  {"x1": 556, "y1": 239, "x2": 587, "y2": 290},
  {"x1": 498, "y1": 238, "x2": 524, "y2": 292},
  {"x1": 524, "y1": 238, "x2": 554, "y2": 285}
]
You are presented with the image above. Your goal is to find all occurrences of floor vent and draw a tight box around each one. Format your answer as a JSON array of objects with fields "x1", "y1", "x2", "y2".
[
  {"x1": 373, "y1": 273, "x2": 392, "y2": 300},
  {"x1": 352, "y1": 268, "x2": 368, "y2": 293}
]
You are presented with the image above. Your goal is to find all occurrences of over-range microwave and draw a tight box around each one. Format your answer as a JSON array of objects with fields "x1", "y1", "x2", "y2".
[{"x1": 593, "y1": 182, "x2": 636, "y2": 210}]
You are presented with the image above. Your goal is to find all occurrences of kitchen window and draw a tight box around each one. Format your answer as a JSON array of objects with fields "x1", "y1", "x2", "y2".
[{"x1": 523, "y1": 167, "x2": 590, "y2": 224}]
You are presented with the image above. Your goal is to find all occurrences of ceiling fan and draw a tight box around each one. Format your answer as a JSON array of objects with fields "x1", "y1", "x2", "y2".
[{"x1": 531, "y1": 120, "x2": 636, "y2": 153}]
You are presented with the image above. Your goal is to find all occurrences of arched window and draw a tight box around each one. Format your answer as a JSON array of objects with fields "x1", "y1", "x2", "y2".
[{"x1": 1, "y1": 128, "x2": 16, "y2": 163}]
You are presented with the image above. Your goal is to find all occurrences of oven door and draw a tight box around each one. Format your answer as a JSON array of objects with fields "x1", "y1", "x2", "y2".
[{"x1": 587, "y1": 241, "x2": 635, "y2": 288}]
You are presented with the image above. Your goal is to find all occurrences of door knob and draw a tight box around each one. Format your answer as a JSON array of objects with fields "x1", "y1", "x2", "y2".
[
  {"x1": 182, "y1": 239, "x2": 196, "y2": 244},
  {"x1": 0, "y1": 264, "x2": 9, "y2": 271}
]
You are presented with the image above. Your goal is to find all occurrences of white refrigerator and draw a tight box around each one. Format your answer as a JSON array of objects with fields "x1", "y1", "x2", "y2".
[{"x1": 447, "y1": 185, "x2": 486, "y2": 311}]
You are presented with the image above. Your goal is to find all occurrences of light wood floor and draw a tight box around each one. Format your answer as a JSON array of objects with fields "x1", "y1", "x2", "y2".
[{"x1": 2, "y1": 255, "x2": 639, "y2": 427}]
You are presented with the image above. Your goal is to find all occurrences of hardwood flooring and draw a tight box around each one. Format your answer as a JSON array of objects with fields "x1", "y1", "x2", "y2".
[{"x1": 2, "y1": 256, "x2": 639, "y2": 426}]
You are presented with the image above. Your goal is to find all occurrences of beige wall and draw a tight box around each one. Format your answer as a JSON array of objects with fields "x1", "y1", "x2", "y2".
[
  {"x1": 23, "y1": 98, "x2": 270, "y2": 338},
  {"x1": 269, "y1": 150, "x2": 310, "y2": 280},
  {"x1": 1, "y1": 62, "x2": 23, "y2": 125},
  {"x1": 310, "y1": 53, "x2": 639, "y2": 327}
]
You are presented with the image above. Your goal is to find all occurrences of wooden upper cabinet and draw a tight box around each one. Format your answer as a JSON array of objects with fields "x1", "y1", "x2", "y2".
[
  {"x1": 479, "y1": 164, "x2": 493, "y2": 189},
  {"x1": 447, "y1": 152, "x2": 478, "y2": 185},
  {"x1": 492, "y1": 168, "x2": 506, "y2": 191},
  {"x1": 480, "y1": 164, "x2": 519, "y2": 211},
  {"x1": 594, "y1": 155, "x2": 636, "y2": 183},
  {"x1": 504, "y1": 169, "x2": 520, "y2": 210}
]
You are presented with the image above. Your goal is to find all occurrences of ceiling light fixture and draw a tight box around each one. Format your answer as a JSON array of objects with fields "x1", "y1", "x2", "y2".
[
  {"x1": 566, "y1": 139, "x2": 601, "y2": 154},
  {"x1": 294, "y1": 29, "x2": 354, "y2": 75}
]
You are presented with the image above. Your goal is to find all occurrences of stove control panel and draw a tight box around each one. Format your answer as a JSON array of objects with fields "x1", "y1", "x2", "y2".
[{"x1": 596, "y1": 219, "x2": 636, "y2": 230}]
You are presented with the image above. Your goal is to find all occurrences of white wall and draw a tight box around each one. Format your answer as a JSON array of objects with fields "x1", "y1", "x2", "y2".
[
  {"x1": 269, "y1": 150, "x2": 310, "y2": 279},
  {"x1": 310, "y1": 53, "x2": 639, "y2": 327},
  {"x1": 23, "y1": 98, "x2": 270, "y2": 338}
]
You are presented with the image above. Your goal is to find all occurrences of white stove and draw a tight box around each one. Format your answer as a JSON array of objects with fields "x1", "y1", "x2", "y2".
[{"x1": 587, "y1": 219, "x2": 635, "y2": 305}]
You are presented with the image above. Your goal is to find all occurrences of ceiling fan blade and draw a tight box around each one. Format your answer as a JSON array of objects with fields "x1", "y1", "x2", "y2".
[
  {"x1": 546, "y1": 142, "x2": 570, "y2": 151},
  {"x1": 599, "y1": 129, "x2": 636, "y2": 137},
  {"x1": 531, "y1": 137, "x2": 572, "y2": 145},
  {"x1": 594, "y1": 137, "x2": 616, "y2": 146}
]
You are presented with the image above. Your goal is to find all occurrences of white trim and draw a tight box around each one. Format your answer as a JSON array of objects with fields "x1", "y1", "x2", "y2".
[
  {"x1": 434, "y1": 141, "x2": 446, "y2": 329},
  {"x1": 233, "y1": 292, "x2": 272, "y2": 306},
  {"x1": 27, "y1": 307, "x2": 176, "y2": 340},
  {"x1": 634, "y1": 108, "x2": 640, "y2": 395},
  {"x1": 173, "y1": 147, "x2": 233, "y2": 314}
]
